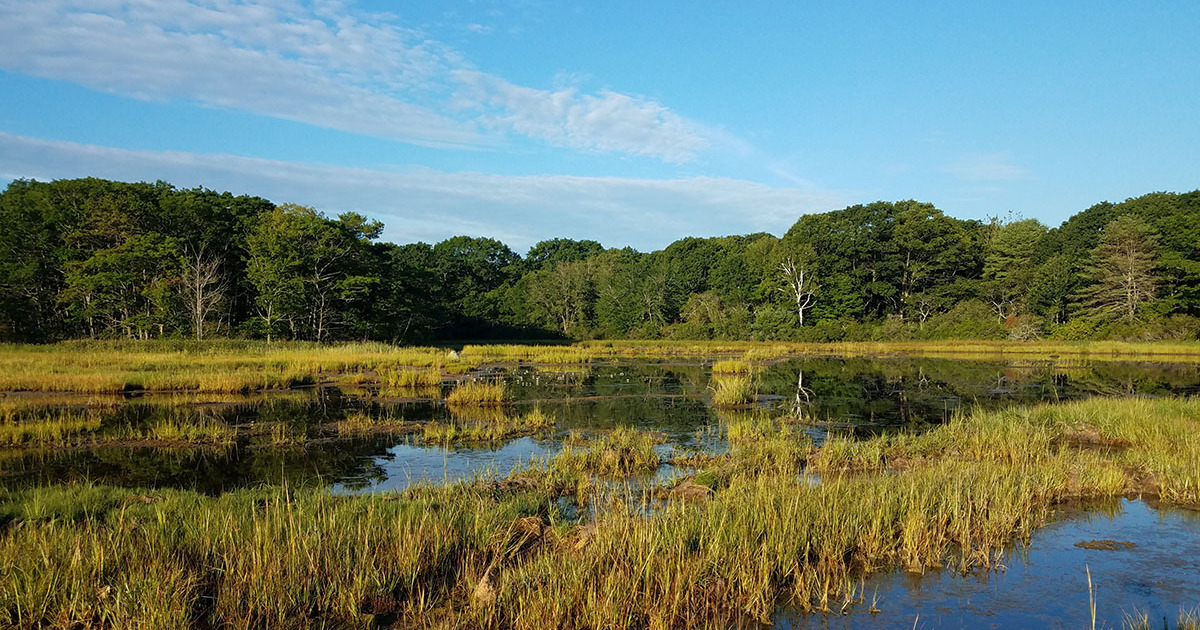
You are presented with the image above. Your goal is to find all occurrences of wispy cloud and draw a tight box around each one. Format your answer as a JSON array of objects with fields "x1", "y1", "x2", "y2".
[
  {"x1": 0, "y1": 132, "x2": 843, "y2": 250},
  {"x1": 0, "y1": 0, "x2": 707, "y2": 161},
  {"x1": 943, "y1": 152, "x2": 1030, "y2": 182},
  {"x1": 453, "y1": 71, "x2": 707, "y2": 162}
]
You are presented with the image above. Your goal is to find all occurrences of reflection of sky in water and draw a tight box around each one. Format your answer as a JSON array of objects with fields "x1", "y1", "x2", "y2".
[
  {"x1": 774, "y1": 499, "x2": 1200, "y2": 629},
  {"x1": 332, "y1": 437, "x2": 556, "y2": 493},
  {"x1": 3, "y1": 357, "x2": 1200, "y2": 493}
]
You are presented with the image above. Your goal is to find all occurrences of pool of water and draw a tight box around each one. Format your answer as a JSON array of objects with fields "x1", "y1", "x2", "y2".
[{"x1": 774, "y1": 498, "x2": 1200, "y2": 629}]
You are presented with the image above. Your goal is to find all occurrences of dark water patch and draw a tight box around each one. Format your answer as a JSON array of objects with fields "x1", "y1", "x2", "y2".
[{"x1": 773, "y1": 499, "x2": 1200, "y2": 629}]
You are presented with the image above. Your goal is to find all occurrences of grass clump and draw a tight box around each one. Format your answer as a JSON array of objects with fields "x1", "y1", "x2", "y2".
[
  {"x1": 445, "y1": 380, "x2": 509, "y2": 406},
  {"x1": 334, "y1": 411, "x2": 415, "y2": 437},
  {"x1": 711, "y1": 359, "x2": 751, "y2": 374},
  {"x1": 710, "y1": 374, "x2": 756, "y2": 407},
  {"x1": 551, "y1": 426, "x2": 662, "y2": 477},
  {"x1": 424, "y1": 408, "x2": 555, "y2": 445},
  {"x1": 382, "y1": 367, "x2": 443, "y2": 388},
  {"x1": 0, "y1": 411, "x2": 102, "y2": 446}
]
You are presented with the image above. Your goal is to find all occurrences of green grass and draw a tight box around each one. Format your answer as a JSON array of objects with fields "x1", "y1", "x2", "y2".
[
  {"x1": 711, "y1": 359, "x2": 751, "y2": 374},
  {"x1": 0, "y1": 411, "x2": 102, "y2": 446},
  {"x1": 334, "y1": 411, "x2": 415, "y2": 437},
  {"x1": 445, "y1": 381, "x2": 509, "y2": 406},
  {"x1": 381, "y1": 367, "x2": 443, "y2": 388},
  {"x1": 423, "y1": 408, "x2": 554, "y2": 445},
  {"x1": 3, "y1": 339, "x2": 1200, "y2": 395},
  {"x1": 710, "y1": 374, "x2": 756, "y2": 407},
  {"x1": 1, "y1": 396, "x2": 1199, "y2": 628},
  {"x1": 549, "y1": 426, "x2": 663, "y2": 477}
]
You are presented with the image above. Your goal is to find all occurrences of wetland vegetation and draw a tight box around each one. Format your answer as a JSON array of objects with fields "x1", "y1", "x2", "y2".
[{"x1": 0, "y1": 340, "x2": 1199, "y2": 628}]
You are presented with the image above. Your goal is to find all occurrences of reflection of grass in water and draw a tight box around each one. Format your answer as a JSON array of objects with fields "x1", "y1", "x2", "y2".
[
  {"x1": 424, "y1": 408, "x2": 554, "y2": 445},
  {"x1": 446, "y1": 381, "x2": 508, "y2": 406},
  {"x1": 3, "y1": 397, "x2": 1200, "y2": 627}
]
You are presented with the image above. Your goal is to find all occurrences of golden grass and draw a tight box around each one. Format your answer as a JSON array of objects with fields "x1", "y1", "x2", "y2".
[
  {"x1": 549, "y1": 426, "x2": 663, "y2": 477},
  {"x1": 381, "y1": 367, "x2": 443, "y2": 388},
  {"x1": 1, "y1": 396, "x2": 1199, "y2": 628},
  {"x1": 711, "y1": 359, "x2": 751, "y2": 374},
  {"x1": 445, "y1": 381, "x2": 509, "y2": 406},
  {"x1": 710, "y1": 374, "x2": 756, "y2": 407},
  {"x1": 2, "y1": 339, "x2": 1200, "y2": 396},
  {"x1": 423, "y1": 408, "x2": 555, "y2": 445}
]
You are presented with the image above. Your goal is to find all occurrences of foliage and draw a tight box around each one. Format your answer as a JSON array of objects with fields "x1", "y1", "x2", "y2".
[{"x1": 1, "y1": 178, "x2": 1199, "y2": 343}]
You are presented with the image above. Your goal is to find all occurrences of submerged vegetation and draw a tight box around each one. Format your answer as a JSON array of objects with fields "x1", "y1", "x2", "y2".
[{"x1": 1, "y1": 395, "x2": 1197, "y2": 628}]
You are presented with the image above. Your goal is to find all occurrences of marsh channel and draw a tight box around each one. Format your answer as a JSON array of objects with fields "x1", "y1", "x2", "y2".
[{"x1": 3, "y1": 355, "x2": 1199, "y2": 628}]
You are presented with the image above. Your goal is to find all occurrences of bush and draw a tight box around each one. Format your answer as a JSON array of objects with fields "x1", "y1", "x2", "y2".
[{"x1": 919, "y1": 300, "x2": 1005, "y2": 340}]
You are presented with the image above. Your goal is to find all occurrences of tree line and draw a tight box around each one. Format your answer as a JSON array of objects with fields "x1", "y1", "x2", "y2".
[{"x1": 1, "y1": 177, "x2": 1197, "y2": 343}]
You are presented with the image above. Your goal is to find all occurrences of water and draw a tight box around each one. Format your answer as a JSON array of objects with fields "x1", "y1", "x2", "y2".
[
  {"x1": 1, "y1": 356, "x2": 1198, "y2": 492},
  {"x1": 774, "y1": 499, "x2": 1200, "y2": 629}
]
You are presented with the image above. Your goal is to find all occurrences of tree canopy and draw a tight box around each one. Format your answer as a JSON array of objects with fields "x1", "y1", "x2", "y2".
[{"x1": 2, "y1": 177, "x2": 1198, "y2": 343}]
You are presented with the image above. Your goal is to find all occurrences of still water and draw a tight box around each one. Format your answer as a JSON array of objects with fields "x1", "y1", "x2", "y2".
[{"x1": 1, "y1": 356, "x2": 1198, "y2": 493}]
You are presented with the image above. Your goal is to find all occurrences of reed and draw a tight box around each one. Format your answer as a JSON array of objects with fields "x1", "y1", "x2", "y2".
[
  {"x1": 710, "y1": 374, "x2": 756, "y2": 407},
  {"x1": 1, "y1": 396, "x2": 1198, "y2": 628},
  {"x1": 551, "y1": 426, "x2": 662, "y2": 477},
  {"x1": 711, "y1": 359, "x2": 751, "y2": 374},
  {"x1": 382, "y1": 367, "x2": 444, "y2": 388},
  {"x1": 445, "y1": 381, "x2": 509, "y2": 406},
  {"x1": 423, "y1": 408, "x2": 554, "y2": 445}
]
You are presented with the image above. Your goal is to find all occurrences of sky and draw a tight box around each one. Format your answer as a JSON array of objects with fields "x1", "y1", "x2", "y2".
[{"x1": 0, "y1": 1, "x2": 1197, "y2": 252}]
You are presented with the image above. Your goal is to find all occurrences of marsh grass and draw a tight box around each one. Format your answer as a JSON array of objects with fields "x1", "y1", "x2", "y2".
[
  {"x1": 334, "y1": 411, "x2": 415, "y2": 437},
  {"x1": 711, "y1": 359, "x2": 751, "y2": 374},
  {"x1": 3, "y1": 339, "x2": 1200, "y2": 396},
  {"x1": 0, "y1": 411, "x2": 102, "y2": 446},
  {"x1": 2, "y1": 396, "x2": 1199, "y2": 628},
  {"x1": 382, "y1": 367, "x2": 443, "y2": 388},
  {"x1": 551, "y1": 426, "x2": 663, "y2": 477},
  {"x1": 710, "y1": 374, "x2": 756, "y2": 407},
  {"x1": 423, "y1": 408, "x2": 554, "y2": 445},
  {"x1": 445, "y1": 381, "x2": 509, "y2": 406}
]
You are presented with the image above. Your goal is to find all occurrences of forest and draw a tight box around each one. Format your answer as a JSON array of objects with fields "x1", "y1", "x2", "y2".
[{"x1": 0, "y1": 177, "x2": 1197, "y2": 344}]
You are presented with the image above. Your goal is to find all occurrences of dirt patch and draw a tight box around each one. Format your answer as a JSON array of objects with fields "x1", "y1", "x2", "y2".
[
  {"x1": 1060, "y1": 423, "x2": 1132, "y2": 448},
  {"x1": 667, "y1": 477, "x2": 711, "y2": 502},
  {"x1": 1074, "y1": 539, "x2": 1136, "y2": 551}
]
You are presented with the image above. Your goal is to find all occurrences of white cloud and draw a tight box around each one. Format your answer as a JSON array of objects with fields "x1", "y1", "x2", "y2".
[
  {"x1": 943, "y1": 152, "x2": 1030, "y2": 182},
  {"x1": 453, "y1": 71, "x2": 708, "y2": 163},
  {"x1": 0, "y1": 132, "x2": 843, "y2": 250},
  {"x1": 0, "y1": 0, "x2": 709, "y2": 161}
]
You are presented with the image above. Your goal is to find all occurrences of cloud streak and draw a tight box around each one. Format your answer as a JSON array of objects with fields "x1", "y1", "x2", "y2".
[
  {"x1": 943, "y1": 152, "x2": 1030, "y2": 182},
  {"x1": 0, "y1": 0, "x2": 708, "y2": 161},
  {"x1": 0, "y1": 132, "x2": 842, "y2": 251}
]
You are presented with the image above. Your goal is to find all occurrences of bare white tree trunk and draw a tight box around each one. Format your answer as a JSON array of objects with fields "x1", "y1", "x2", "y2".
[
  {"x1": 779, "y1": 258, "x2": 817, "y2": 326},
  {"x1": 181, "y1": 244, "x2": 227, "y2": 340}
]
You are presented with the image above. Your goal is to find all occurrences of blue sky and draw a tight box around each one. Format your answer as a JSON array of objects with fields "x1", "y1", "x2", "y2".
[{"x1": 1, "y1": 0, "x2": 1197, "y2": 251}]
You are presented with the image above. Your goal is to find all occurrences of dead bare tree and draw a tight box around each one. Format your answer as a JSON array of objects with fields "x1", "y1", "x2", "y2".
[
  {"x1": 180, "y1": 243, "x2": 227, "y2": 340},
  {"x1": 779, "y1": 257, "x2": 817, "y2": 326}
]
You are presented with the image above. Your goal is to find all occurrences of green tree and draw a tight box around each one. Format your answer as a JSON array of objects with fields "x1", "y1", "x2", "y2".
[{"x1": 1081, "y1": 216, "x2": 1160, "y2": 321}]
